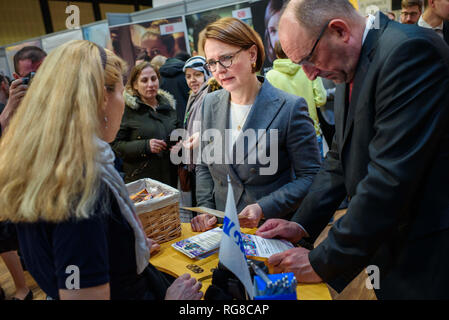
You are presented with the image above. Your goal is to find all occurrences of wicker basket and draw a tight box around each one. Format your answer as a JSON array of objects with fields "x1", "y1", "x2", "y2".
[
  {"x1": 138, "y1": 203, "x2": 181, "y2": 243},
  {"x1": 126, "y1": 178, "x2": 181, "y2": 244}
]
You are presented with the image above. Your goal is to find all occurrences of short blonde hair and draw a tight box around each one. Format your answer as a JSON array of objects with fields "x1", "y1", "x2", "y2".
[
  {"x1": 0, "y1": 40, "x2": 127, "y2": 223},
  {"x1": 201, "y1": 17, "x2": 265, "y2": 73},
  {"x1": 150, "y1": 54, "x2": 167, "y2": 69}
]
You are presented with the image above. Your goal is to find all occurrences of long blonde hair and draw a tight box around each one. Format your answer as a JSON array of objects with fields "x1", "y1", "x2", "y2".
[{"x1": 0, "y1": 40, "x2": 127, "y2": 223}]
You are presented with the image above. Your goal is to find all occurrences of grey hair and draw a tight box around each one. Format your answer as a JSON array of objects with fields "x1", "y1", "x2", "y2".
[{"x1": 288, "y1": 0, "x2": 361, "y2": 36}]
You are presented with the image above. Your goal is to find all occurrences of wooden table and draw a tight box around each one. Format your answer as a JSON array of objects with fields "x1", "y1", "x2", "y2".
[{"x1": 150, "y1": 223, "x2": 332, "y2": 300}]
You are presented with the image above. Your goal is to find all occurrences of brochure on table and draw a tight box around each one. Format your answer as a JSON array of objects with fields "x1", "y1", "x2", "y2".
[{"x1": 172, "y1": 227, "x2": 293, "y2": 260}]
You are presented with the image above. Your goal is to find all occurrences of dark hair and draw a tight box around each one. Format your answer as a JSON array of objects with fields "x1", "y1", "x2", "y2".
[
  {"x1": 274, "y1": 41, "x2": 288, "y2": 59},
  {"x1": 13, "y1": 46, "x2": 47, "y2": 74},
  {"x1": 402, "y1": 0, "x2": 423, "y2": 10},
  {"x1": 126, "y1": 62, "x2": 160, "y2": 97},
  {"x1": 174, "y1": 51, "x2": 191, "y2": 62}
]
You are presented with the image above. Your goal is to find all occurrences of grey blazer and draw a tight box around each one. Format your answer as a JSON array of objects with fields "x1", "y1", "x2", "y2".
[{"x1": 195, "y1": 78, "x2": 321, "y2": 220}]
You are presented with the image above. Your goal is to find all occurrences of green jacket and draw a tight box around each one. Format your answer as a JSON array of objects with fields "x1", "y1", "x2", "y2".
[
  {"x1": 111, "y1": 88, "x2": 178, "y2": 186},
  {"x1": 265, "y1": 59, "x2": 327, "y2": 135}
]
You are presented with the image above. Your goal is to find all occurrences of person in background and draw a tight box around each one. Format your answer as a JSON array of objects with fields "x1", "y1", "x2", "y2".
[
  {"x1": 150, "y1": 54, "x2": 168, "y2": 70},
  {"x1": 400, "y1": 0, "x2": 423, "y2": 24},
  {"x1": 418, "y1": 0, "x2": 449, "y2": 45},
  {"x1": 159, "y1": 56, "x2": 190, "y2": 126},
  {"x1": 111, "y1": 62, "x2": 179, "y2": 187},
  {"x1": 0, "y1": 74, "x2": 9, "y2": 114},
  {"x1": 190, "y1": 17, "x2": 321, "y2": 232},
  {"x1": 266, "y1": 41, "x2": 327, "y2": 158},
  {"x1": 258, "y1": 0, "x2": 449, "y2": 299},
  {"x1": 1, "y1": 46, "x2": 47, "y2": 131},
  {"x1": 174, "y1": 51, "x2": 191, "y2": 63},
  {"x1": 178, "y1": 56, "x2": 220, "y2": 221},
  {"x1": 0, "y1": 47, "x2": 46, "y2": 301},
  {"x1": 0, "y1": 40, "x2": 202, "y2": 300},
  {"x1": 0, "y1": 225, "x2": 32, "y2": 300},
  {"x1": 12, "y1": 46, "x2": 47, "y2": 81},
  {"x1": 386, "y1": 11, "x2": 397, "y2": 20}
]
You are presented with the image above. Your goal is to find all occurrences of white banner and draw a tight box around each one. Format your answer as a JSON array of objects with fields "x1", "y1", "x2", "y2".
[
  {"x1": 218, "y1": 175, "x2": 254, "y2": 299},
  {"x1": 159, "y1": 22, "x2": 185, "y2": 35},
  {"x1": 232, "y1": 7, "x2": 252, "y2": 20}
]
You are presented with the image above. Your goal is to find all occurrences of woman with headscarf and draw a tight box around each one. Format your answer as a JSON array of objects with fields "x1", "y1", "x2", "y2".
[{"x1": 178, "y1": 56, "x2": 220, "y2": 221}]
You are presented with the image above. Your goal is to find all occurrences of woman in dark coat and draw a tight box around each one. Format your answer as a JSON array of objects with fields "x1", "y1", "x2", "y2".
[{"x1": 111, "y1": 62, "x2": 179, "y2": 186}]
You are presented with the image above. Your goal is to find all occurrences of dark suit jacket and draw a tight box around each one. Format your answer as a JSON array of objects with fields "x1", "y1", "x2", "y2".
[
  {"x1": 444, "y1": 20, "x2": 449, "y2": 46},
  {"x1": 291, "y1": 13, "x2": 449, "y2": 299},
  {"x1": 196, "y1": 78, "x2": 321, "y2": 220}
]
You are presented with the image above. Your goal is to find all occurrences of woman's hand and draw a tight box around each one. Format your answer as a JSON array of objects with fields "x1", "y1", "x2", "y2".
[
  {"x1": 146, "y1": 238, "x2": 160, "y2": 255},
  {"x1": 182, "y1": 132, "x2": 200, "y2": 150},
  {"x1": 190, "y1": 213, "x2": 217, "y2": 232},
  {"x1": 149, "y1": 139, "x2": 167, "y2": 153},
  {"x1": 238, "y1": 203, "x2": 264, "y2": 228},
  {"x1": 169, "y1": 140, "x2": 183, "y2": 154},
  {"x1": 165, "y1": 273, "x2": 203, "y2": 300}
]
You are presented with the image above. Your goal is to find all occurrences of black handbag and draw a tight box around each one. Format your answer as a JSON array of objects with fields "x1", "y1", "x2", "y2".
[{"x1": 204, "y1": 261, "x2": 266, "y2": 300}]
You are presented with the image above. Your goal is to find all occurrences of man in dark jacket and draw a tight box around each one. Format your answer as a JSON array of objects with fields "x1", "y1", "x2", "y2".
[
  {"x1": 257, "y1": 0, "x2": 449, "y2": 299},
  {"x1": 159, "y1": 57, "x2": 190, "y2": 125},
  {"x1": 444, "y1": 19, "x2": 449, "y2": 45}
]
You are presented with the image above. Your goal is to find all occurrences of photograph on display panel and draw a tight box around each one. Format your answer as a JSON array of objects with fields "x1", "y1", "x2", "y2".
[
  {"x1": 251, "y1": 0, "x2": 284, "y2": 75},
  {"x1": 109, "y1": 16, "x2": 189, "y2": 75},
  {"x1": 251, "y1": 0, "x2": 359, "y2": 75},
  {"x1": 185, "y1": 2, "x2": 253, "y2": 56}
]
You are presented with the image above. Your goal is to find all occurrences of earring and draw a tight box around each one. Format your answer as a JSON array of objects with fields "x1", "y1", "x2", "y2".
[
  {"x1": 104, "y1": 116, "x2": 108, "y2": 129},
  {"x1": 252, "y1": 62, "x2": 256, "y2": 69}
]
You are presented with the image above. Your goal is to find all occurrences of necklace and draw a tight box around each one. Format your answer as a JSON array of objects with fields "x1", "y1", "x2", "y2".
[{"x1": 236, "y1": 106, "x2": 251, "y2": 131}]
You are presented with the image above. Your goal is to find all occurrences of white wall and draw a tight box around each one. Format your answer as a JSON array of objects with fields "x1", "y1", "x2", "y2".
[
  {"x1": 358, "y1": 0, "x2": 392, "y2": 16},
  {"x1": 153, "y1": 0, "x2": 183, "y2": 8}
]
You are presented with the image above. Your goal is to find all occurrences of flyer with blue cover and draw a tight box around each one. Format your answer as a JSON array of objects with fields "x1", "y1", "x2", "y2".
[{"x1": 172, "y1": 227, "x2": 293, "y2": 260}]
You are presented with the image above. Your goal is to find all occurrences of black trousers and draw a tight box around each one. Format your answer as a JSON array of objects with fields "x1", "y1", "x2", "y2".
[{"x1": 0, "y1": 222, "x2": 19, "y2": 254}]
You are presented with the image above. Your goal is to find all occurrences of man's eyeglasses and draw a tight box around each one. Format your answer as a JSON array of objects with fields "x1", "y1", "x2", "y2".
[
  {"x1": 204, "y1": 48, "x2": 244, "y2": 73},
  {"x1": 296, "y1": 20, "x2": 331, "y2": 66},
  {"x1": 400, "y1": 11, "x2": 419, "y2": 17}
]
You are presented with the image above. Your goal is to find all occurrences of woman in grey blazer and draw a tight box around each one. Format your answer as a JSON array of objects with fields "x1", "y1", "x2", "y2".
[{"x1": 191, "y1": 17, "x2": 321, "y2": 231}]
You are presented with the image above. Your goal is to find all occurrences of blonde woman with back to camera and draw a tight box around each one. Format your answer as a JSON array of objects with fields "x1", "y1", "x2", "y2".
[{"x1": 0, "y1": 40, "x2": 202, "y2": 300}]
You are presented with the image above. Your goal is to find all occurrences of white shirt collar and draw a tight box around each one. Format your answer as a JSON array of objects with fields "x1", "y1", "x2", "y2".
[
  {"x1": 417, "y1": 15, "x2": 444, "y2": 31},
  {"x1": 362, "y1": 14, "x2": 376, "y2": 45}
]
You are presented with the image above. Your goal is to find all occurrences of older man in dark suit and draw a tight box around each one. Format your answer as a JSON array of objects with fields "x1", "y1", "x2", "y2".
[{"x1": 257, "y1": 0, "x2": 449, "y2": 299}]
